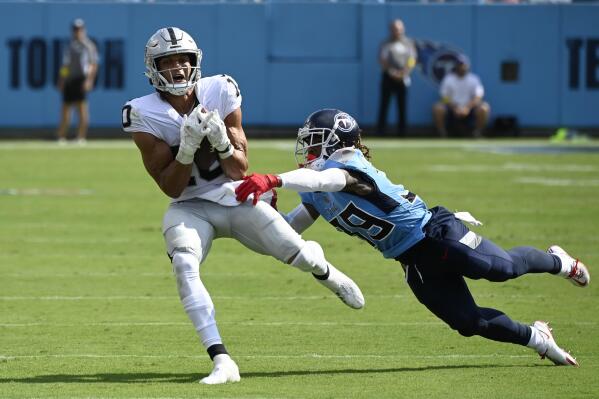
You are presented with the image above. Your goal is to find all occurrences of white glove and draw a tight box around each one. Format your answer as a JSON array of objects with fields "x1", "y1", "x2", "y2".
[
  {"x1": 201, "y1": 110, "x2": 234, "y2": 159},
  {"x1": 454, "y1": 211, "x2": 483, "y2": 227},
  {"x1": 176, "y1": 106, "x2": 208, "y2": 164}
]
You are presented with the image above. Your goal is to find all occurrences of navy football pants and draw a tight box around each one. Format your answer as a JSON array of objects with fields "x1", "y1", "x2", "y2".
[{"x1": 397, "y1": 206, "x2": 561, "y2": 346}]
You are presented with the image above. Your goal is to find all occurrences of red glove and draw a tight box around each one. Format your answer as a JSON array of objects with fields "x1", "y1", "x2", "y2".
[{"x1": 235, "y1": 173, "x2": 282, "y2": 205}]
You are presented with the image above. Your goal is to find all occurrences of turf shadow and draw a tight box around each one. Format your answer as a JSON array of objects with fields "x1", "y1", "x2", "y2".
[
  {"x1": 0, "y1": 373, "x2": 199, "y2": 384},
  {"x1": 241, "y1": 363, "x2": 548, "y2": 379},
  {"x1": 0, "y1": 364, "x2": 548, "y2": 384}
]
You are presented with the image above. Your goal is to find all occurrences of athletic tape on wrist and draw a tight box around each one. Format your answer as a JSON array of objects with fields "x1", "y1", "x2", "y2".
[{"x1": 175, "y1": 147, "x2": 195, "y2": 164}]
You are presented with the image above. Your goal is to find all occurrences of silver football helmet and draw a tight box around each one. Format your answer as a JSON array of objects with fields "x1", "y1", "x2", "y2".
[{"x1": 144, "y1": 27, "x2": 202, "y2": 96}]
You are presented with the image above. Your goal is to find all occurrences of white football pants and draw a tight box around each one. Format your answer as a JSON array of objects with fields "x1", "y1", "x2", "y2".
[{"x1": 162, "y1": 199, "x2": 312, "y2": 350}]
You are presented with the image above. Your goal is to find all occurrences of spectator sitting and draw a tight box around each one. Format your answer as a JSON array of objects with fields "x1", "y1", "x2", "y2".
[{"x1": 432, "y1": 56, "x2": 490, "y2": 138}]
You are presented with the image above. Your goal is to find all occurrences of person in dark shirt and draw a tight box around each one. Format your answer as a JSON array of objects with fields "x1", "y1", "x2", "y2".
[{"x1": 56, "y1": 18, "x2": 98, "y2": 145}]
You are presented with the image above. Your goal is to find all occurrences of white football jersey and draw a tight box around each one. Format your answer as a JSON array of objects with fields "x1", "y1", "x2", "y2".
[{"x1": 122, "y1": 74, "x2": 242, "y2": 203}]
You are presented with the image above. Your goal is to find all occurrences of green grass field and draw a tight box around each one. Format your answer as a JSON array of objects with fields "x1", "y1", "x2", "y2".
[{"x1": 1, "y1": 139, "x2": 598, "y2": 399}]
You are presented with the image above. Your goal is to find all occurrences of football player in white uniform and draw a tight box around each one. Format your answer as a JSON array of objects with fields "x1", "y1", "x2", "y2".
[{"x1": 121, "y1": 27, "x2": 364, "y2": 385}]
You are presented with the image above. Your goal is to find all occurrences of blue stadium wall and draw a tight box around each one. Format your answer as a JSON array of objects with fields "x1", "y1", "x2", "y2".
[{"x1": 0, "y1": 2, "x2": 598, "y2": 129}]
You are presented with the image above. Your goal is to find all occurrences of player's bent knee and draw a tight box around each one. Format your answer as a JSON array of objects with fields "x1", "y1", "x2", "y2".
[
  {"x1": 164, "y1": 223, "x2": 203, "y2": 260},
  {"x1": 289, "y1": 241, "x2": 326, "y2": 273},
  {"x1": 456, "y1": 317, "x2": 487, "y2": 337}
]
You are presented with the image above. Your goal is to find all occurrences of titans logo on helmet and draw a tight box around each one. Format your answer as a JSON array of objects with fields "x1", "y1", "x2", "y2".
[{"x1": 334, "y1": 112, "x2": 357, "y2": 133}]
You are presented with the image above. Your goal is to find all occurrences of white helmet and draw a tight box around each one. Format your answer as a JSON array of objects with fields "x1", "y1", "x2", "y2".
[{"x1": 144, "y1": 27, "x2": 202, "y2": 96}]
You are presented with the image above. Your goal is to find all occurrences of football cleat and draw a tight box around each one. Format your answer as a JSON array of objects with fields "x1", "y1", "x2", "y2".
[
  {"x1": 532, "y1": 321, "x2": 579, "y2": 367},
  {"x1": 314, "y1": 265, "x2": 365, "y2": 309},
  {"x1": 199, "y1": 354, "x2": 240, "y2": 385},
  {"x1": 548, "y1": 245, "x2": 590, "y2": 287}
]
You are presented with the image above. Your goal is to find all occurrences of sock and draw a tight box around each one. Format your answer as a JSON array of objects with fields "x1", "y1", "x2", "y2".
[
  {"x1": 207, "y1": 343, "x2": 228, "y2": 360},
  {"x1": 312, "y1": 264, "x2": 330, "y2": 280},
  {"x1": 550, "y1": 253, "x2": 572, "y2": 277},
  {"x1": 526, "y1": 325, "x2": 544, "y2": 352}
]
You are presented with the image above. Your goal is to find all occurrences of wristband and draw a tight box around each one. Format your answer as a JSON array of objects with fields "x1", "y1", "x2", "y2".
[{"x1": 216, "y1": 143, "x2": 235, "y2": 159}]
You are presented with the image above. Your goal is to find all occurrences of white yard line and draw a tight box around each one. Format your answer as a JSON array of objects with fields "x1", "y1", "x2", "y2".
[
  {"x1": 0, "y1": 353, "x2": 547, "y2": 360},
  {"x1": 0, "y1": 321, "x2": 442, "y2": 328},
  {"x1": 1, "y1": 139, "x2": 596, "y2": 151},
  {"x1": 2, "y1": 271, "x2": 274, "y2": 278},
  {"x1": 0, "y1": 293, "x2": 552, "y2": 301},
  {"x1": 0, "y1": 295, "x2": 405, "y2": 301},
  {"x1": 5, "y1": 237, "x2": 134, "y2": 244},
  {"x1": 0, "y1": 140, "x2": 456, "y2": 151},
  {"x1": 429, "y1": 163, "x2": 597, "y2": 173},
  {"x1": 514, "y1": 177, "x2": 599, "y2": 187},
  {"x1": 1, "y1": 320, "x2": 595, "y2": 328},
  {"x1": 0, "y1": 188, "x2": 93, "y2": 196}
]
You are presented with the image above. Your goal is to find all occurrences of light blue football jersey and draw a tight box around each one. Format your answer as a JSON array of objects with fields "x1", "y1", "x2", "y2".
[{"x1": 299, "y1": 149, "x2": 431, "y2": 258}]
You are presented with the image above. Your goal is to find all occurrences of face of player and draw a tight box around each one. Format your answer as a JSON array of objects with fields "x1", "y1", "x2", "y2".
[
  {"x1": 157, "y1": 53, "x2": 192, "y2": 85},
  {"x1": 307, "y1": 145, "x2": 322, "y2": 159},
  {"x1": 305, "y1": 134, "x2": 323, "y2": 161}
]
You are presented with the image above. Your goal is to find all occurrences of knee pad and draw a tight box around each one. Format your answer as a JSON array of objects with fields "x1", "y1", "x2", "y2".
[
  {"x1": 290, "y1": 241, "x2": 328, "y2": 274},
  {"x1": 164, "y1": 223, "x2": 203, "y2": 260}
]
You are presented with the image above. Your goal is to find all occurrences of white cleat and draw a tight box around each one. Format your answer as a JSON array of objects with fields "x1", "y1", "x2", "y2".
[
  {"x1": 199, "y1": 354, "x2": 240, "y2": 385},
  {"x1": 315, "y1": 265, "x2": 365, "y2": 309},
  {"x1": 548, "y1": 245, "x2": 590, "y2": 287},
  {"x1": 532, "y1": 321, "x2": 579, "y2": 367}
]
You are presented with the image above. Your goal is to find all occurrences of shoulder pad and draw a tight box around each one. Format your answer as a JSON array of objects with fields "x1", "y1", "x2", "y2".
[
  {"x1": 121, "y1": 98, "x2": 148, "y2": 132},
  {"x1": 218, "y1": 74, "x2": 241, "y2": 98},
  {"x1": 328, "y1": 148, "x2": 359, "y2": 164}
]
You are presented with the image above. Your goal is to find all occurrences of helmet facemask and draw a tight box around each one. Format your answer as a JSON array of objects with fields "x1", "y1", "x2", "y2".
[
  {"x1": 295, "y1": 126, "x2": 341, "y2": 171},
  {"x1": 144, "y1": 28, "x2": 202, "y2": 96},
  {"x1": 146, "y1": 51, "x2": 201, "y2": 96},
  {"x1": 295, "y1": 109, "x2": 360, "y2": 170}
]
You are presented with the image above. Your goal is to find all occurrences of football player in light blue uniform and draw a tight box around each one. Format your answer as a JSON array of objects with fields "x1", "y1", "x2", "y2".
[
  {"x1": 298, "y1": 142, "x2": 430, "y2": 259},
  {"x1": 236, "y1": 108, "x2": 590, "y2": 367}
]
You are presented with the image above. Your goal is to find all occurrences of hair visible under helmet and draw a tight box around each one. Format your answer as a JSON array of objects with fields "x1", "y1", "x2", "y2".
[{"x1": 144, "y1": 27, "x2": 202, "y2": 96}]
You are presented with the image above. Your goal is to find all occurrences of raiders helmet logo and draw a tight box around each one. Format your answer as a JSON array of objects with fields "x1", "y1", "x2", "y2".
[{"x1": 334, "y1": 112, "x2": 356, "y2": 132}]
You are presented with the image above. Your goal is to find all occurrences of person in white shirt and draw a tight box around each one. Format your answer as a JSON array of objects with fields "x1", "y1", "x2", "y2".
[
  {"x1": 432, "y1": 56, "x2": 490, "y2": 138},
  {"x1": 121, "y1": 27, "x2": 364, "y2": 385}
]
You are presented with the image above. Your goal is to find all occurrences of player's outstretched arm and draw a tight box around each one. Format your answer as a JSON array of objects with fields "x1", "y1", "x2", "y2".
[{"x1": 235, "y1": 168, "x2": 349, "y2": 205}]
